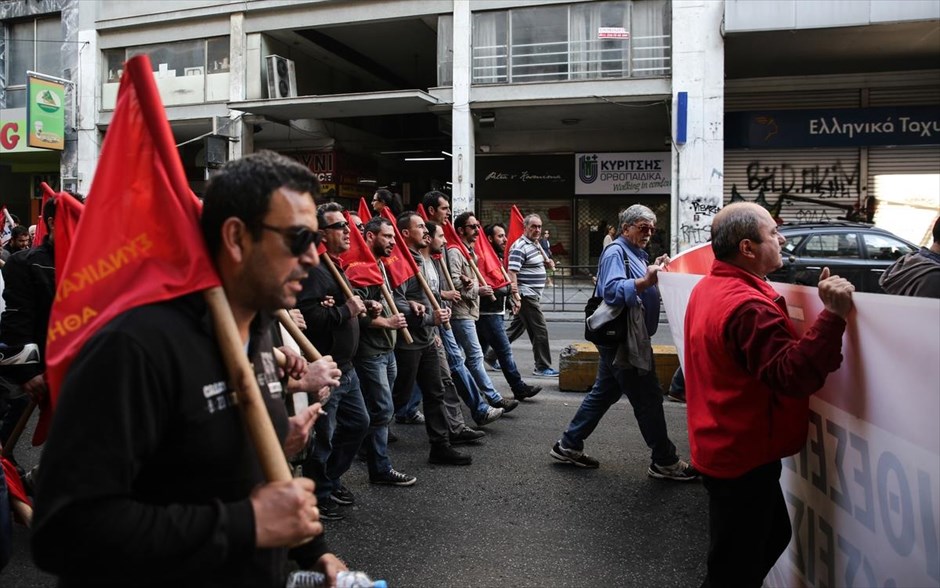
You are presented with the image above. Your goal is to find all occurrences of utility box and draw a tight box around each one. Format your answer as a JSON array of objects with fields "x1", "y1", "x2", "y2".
[{"x1": 558, "y1": 343, "x2": 680, "y2": 392}]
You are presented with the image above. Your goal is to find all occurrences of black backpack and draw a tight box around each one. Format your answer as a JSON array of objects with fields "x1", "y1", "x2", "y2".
[{"x1": 584, "y1": 242, "x2": 631, "y2": 347}]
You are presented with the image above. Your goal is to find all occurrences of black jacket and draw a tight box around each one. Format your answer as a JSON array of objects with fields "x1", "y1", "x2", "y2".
[{"x1": 0, "y1": 238, "x2": 55, "y2": 383}]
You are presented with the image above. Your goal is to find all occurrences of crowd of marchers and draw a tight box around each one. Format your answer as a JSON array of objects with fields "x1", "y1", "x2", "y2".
[{"x1": 1, "y1": 149, "x2": 937, "y2": 587}]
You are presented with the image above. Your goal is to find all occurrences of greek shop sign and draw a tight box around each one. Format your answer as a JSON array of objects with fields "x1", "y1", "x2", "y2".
[
  {"x1": 575, "y1": 152, "x2": 671, "y2": 195},
  {"x1": 725, "y1": 106, "x2": 940, "y2": 149}
]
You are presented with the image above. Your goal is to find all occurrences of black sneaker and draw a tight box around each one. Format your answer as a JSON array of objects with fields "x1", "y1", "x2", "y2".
[
  {"x1": 666, "y1": 390, "x2": 686, "y2": 404},
  {"x1": 495, "y1": 398, "x2": 519, "y2": 413},
  {"x1": 550, "y1": 441, "x2": 600, "y2": 468},
  {"x1": 648, "y1": 459, "x2": 699, "y2": 482},
  {"x1": 318, "y1": 497, "x2": 345, "y2": 521},
  {"x1": 514, "y1": 384, "x2": 542, "y2": 400},
  {"x1": 395, "y1": 411, "x2": 425, "y2": 425},
  {"x1": 451, "y1": 428, "x2": 486, "y2": 445},
  {"x1": 429, "y1": 445, "x2": 472, "y2": 466},
  {"x1": 370, "y1": 468, "x2": 417, "y2": 486},
  {"x1": 329, "y1": 484, "x2": 355, "y2": 506}
]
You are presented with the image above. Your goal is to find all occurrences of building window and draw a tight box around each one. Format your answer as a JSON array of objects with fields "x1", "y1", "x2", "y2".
[
  {"x1": 438, "y1": 1, "x2": 670, "y2": 87},
  {"x1": 102, "y1": 37, "x2": 230, "y2": 109},
  {"x1": 3, "y1": 16, "x2": 62, "y2": 108}
]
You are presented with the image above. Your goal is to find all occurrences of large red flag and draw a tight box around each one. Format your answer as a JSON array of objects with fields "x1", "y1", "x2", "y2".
[
  {"x1": 504, "y1": 205, "x2": 525, "y2": 268},
  {"x1": 357, "y1": 197, "x2": 372, "y2": 222},
  {"x1": 33, "y1": 182, "x2": 56, "y2": 247},
  {"x1": 339, "y1": 211, "x2": 383, "y2": 288},
  {"x1": 379, "y1": 207, "x2": 419, "y2": 288},
  {"x1": 416, "y1": 203, "x2": 428, "y2": 221},
  {"x1": 52, "y1": 192, "x2": 84, "y2": 283},
  {"x1": 474, "y1": 227, "x2": 511, "y2": 289},
  {"x1": 41, "y1": 55, "x2": 220, "y2": 444}
]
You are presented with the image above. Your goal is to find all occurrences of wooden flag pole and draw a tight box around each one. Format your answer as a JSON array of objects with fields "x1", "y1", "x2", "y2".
[
  {"x1": 320, "y1": 254, "x2": 366, "y2": 318},
  {"x1": 415, "y1": 272, "x2": 451, "y2": 330},
  {"x1": 1, "y1": 400, "x2": 36, "y2": 458},
  {"x1": 275, "y1": 309, "x2": 323, "y2": 361},
  {"x1": 500, "y1": 265, "x2": 522, "y2": 304},
  {"x1": 465, "y1": 254, "x2": 498, "y2": 302},
  {"x1": 204, "y1": 287, "x2": 292, "y2": 483},
  {"x1": 379, "y1": 283, "x2": 414, "y2": 344}
]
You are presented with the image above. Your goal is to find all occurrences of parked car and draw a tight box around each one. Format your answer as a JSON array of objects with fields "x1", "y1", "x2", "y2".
[{"x1": 768, "y1": 222, "x2": 918, "y2": 293}]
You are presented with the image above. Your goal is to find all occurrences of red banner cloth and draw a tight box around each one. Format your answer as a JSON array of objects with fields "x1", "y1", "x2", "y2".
[
  {"x1": 33, "y1": 182, "x2": 56, "y2": 247},
  {"x1": 416, "y1": 203, "x2": 428, "y2": 221},
  {"x1": 339, "y1": 211, "x2": 383, "y2": 287},
  {"x1": 504, "y1": 205, "x2": 526, "y2": 268},
  {"x1": 52, "y1": 192, "x2": 84, "y2": 283},
  {"x1": 665, "y1": 242, "x2": 715, "y2": 275},
  {"x1": 357, "y1": 197, "x2": 372, "y2": 222},
  {"x1": 1, "y1": 456, "x2": 30, "y2": 506},
  {"x1": 41, "y1": 55, "x2": 221, "y2": 445},
  {"x1": 378, "y1": 208, "x2": 419, "y2": 288}
]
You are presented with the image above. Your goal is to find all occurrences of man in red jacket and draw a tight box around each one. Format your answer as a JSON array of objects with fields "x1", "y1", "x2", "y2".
[{"x1": 685, "y1": 202, "x2": 854, "y2": 587}]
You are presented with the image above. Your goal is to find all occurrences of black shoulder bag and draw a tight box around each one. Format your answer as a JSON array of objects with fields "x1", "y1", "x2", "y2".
[{"x1": 584, "y1": 242, "x2": 631, "y2": 346}]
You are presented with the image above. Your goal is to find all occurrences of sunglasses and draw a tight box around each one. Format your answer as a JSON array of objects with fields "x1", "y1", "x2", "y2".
[
  {"x1": 464, "y1": 223, "x2": 481, "y2": 231},
  {"x1": 260, "y1": 223, "x2": 320, "y2": 256},
  {"x1": 632, "y1": 224, "x2": 656, "y2": 234},
  {"x1": 322, "y1": 220, "x2": 350, "y2": 231}
]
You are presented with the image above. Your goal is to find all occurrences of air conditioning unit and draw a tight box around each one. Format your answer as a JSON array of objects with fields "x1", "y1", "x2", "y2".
[{"x1": 265, "y1": 55, "x2": 297, "y2": 99}]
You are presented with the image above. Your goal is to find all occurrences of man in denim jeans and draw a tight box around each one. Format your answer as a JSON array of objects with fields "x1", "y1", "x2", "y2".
[
  {"x1": 353, "y1": 217, "x2": 417, "y2": 488},
  {"x1": 298, "y1": 203, "x2": 371, "y2": 521},
  {"x1": 550, "y1": 205, "x2": 697, "y2": 482}
]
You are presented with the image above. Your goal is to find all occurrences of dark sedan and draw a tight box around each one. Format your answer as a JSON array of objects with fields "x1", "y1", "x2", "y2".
[{"x1": 768, "y1": 222, "x2": 918, "y2": 293}]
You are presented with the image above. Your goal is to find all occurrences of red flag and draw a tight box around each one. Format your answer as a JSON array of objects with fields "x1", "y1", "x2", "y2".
[
  {"x1": 666, "y1": 242, "x2": 715, "y2": 275},
  {"x1": 379, "y1": 207, "x2": 419, "y2": 288},
  {"x1": 339, "y1": 211, "x2": 383, "y2": 288},
  {"x1": 41, "y1": 55, "x2": 220, "y2": 445},
  {"x1": 443, "y1": 222, "x2": 471, "y2": 260},
  {"x1": 52, "y1": 192, "x2": 84, "y2": 283},
  {"x1": 1, "y1": 456, "x2": 30, "y2": 506},
  {"x1": 358, "y1": 197, "x2": 372, "y2": 222},
  {"x1": 416, "y1": 203, "x2": 429, "y2": 221},
  {"x1": 474, "y1": 227, "x2": 511, "y2": 289},
  {"x1": 505, "y1": 205, "x2": 525, "y2": 268},
  {"x1": 33, "y1": 182, "x2": 56, "y2": 247}
]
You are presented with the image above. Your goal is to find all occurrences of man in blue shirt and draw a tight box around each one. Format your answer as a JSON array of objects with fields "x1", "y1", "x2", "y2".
[{"x1": 550, "y1": 205, "x2": 697, "y2": 481}]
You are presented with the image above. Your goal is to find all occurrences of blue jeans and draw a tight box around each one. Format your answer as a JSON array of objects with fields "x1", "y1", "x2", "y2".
[
  {"x1": 354, "y1": 351, "x2": 397, "y2": 478},
  {"x1": 394, "y1": 385, "x2": 422, "y2": 420},
  {"x1": 303, "y1": 368, "x2": 370, "y2": 500},
  {"x1": 451, "y1": 318, "x2": 503, "y2": 404},
  {"x1": 439, "y1": 325, "x2": 492, "y2": 420},
  {"x1": 476, "y1": 313, "x2": 526, "y2": 395},
  {"x1": 561, "y1": 346, "x2": 678, "y2": 466}
]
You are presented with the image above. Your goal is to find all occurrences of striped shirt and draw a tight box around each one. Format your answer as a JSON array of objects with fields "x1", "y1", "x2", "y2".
[{"x1": 507, "y1": 236, "x2": 547, "y2": 298}]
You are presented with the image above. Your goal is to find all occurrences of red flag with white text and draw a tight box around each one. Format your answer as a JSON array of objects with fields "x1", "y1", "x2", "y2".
[
  {"x1": 339, "y1": 211, "x2": 383, "y2": 288},
  {"x1": 379, "y1": 207, "x2": 419, "y2": 288},
  {"x1": 42, "y1": 55, "x2": 221, "y2": 444}
]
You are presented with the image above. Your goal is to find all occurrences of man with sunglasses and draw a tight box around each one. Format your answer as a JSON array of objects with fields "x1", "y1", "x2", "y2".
[
  {"x1": 551, "y1": 205, "x2": 698, "y2": 483},
  {"x1": 32, "y1": 151, "x2": 345, "y2": 587},
  {"x1": 296, "y1": 203, "x2": 371, "y2": 522}
]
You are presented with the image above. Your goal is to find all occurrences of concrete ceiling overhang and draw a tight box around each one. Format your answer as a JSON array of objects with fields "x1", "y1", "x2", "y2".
[{"x1": 228, "y1": 89, "x2": 441, "y2": 122}]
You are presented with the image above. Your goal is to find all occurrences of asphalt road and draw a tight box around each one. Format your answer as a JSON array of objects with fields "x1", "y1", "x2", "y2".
[{"x1": 2, "y1": 316, "x2": 706, "y2": 587}]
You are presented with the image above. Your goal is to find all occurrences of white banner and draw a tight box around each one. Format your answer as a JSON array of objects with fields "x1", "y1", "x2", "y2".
[
  {"x1": 575, "y1": 152, "x2": 671, "y2": 195},
  {"x1": 659, "y1": 272, "x2": 940, "y2": 588}
]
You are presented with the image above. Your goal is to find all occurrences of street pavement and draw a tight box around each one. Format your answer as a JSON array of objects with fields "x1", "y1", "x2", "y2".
[{"x1": 1, "y1": 313, "x2": 706, "y2": 587}]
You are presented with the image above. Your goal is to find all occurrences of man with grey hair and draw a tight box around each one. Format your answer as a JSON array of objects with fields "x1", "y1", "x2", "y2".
[
  {"x1": 551, "y1": 204, "x2": 697, "y2": 482},
  {"x1": 686, "y1": 202, "x2": 853, "y2": 586},
  {"x1": 504, "y1": 213, "x2": 558, "y2": 377}
]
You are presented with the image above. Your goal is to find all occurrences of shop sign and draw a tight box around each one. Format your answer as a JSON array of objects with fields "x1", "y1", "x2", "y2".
[
  {"x1": 725, "y1": 106, "x2": 940, "y2": 149},
  {"x1": 290, "y1": 150, "x2": 335, "y2": 183},
  {"x1": 575, "y1": 152, "x2": 671, "y2": 195},
  {"x1": 0, "y1": 108, "x2": 46, "y2": 153},
  {"x1": 476, "y1": 155, "x2": 573, "y2": 198},
  {"x1": 27, "y1": 74, "x2": 66, "y2": 150}
]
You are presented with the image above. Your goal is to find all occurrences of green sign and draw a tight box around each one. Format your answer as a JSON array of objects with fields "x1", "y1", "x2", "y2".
[{"x1": 27, "y1": 74, "x2": 66, "y2": 150}]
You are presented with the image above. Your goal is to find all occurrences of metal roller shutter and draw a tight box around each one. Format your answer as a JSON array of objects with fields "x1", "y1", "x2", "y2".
[
  {"x1": 725, "y1": 90, "x2": 859, "y2": 111},
  {"x1": 868, "y1": 86, "x2": 940, "y2": 107},
  {"x1": 724, "y1": 148, "x2": 864, "y2": 224}
]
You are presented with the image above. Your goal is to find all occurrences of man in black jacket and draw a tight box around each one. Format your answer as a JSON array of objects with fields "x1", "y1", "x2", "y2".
[
  {"x1": 297, "y1": 202, "x2": 370, "y2": 521},
  {"x1": 31, "y1": 151, "x2": 345, "y2": 587}
]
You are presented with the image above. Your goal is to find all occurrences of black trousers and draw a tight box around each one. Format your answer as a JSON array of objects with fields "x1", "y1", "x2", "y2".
[
  {"x1": 392, "y1": 344, "x2": 450, "y2": 448},
  {"x1": 701, "y1": 460, "x2": 791, "y2": 588}
]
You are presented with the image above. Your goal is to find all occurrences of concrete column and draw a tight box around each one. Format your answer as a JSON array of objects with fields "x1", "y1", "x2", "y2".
[
  {"x1": 450, "y1": 0, "x2": 475, "y2": 214},
  {"x1": 671, "y1": 0, "x2": 725, "y2": 253},
  {"x1": 75, "y1": 0, "x2": 98, "y2": 196},
  {"x1": 229, "y1": 12, "x2": 249, "y2": 160}
]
